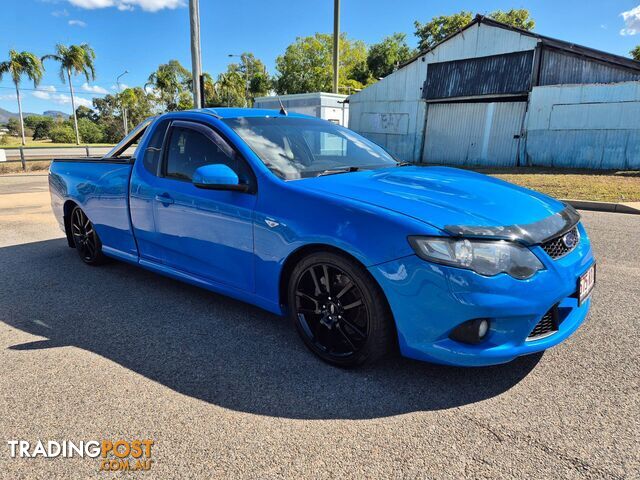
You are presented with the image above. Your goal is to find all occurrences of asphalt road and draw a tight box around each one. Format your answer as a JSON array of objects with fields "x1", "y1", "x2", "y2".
[{"x1": 0, "y1": 174, "x2": 638, "y2": 479}]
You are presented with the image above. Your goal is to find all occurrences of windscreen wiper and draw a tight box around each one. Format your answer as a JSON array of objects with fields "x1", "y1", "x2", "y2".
[
  {"x1": 396, "y1": 161, "x2": 413, "y2": 167},
  {"x1": 318, "y1": 166, "x2": 361, "y2": 177}
]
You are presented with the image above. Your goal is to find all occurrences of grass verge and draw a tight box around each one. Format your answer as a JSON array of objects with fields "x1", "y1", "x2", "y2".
[{"x1": 472, "y1": 167, "x2": 640, "y2": 203}]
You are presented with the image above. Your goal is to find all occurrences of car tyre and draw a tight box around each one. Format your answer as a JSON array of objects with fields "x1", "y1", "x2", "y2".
[
  {"x1": 288, "y1": 251, "x2": 395, "y2": 368},
  {"x1": 70, "y1": 206, "x2": 107, "y2": 265}
]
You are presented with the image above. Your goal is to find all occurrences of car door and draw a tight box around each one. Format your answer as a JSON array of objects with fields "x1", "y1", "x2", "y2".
[{"x1": 150, "y1": 120, "x2": 257, "y2": 292}]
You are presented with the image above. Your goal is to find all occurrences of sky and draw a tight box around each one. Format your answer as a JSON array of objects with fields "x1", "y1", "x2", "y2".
[{"x1": 1, "y1": 0, "x2": 640, "y2": 115}]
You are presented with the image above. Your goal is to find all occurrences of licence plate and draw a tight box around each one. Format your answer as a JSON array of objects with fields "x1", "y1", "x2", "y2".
[{"x1": 578, "y1": 263, "x2": 596, "y2": 305}]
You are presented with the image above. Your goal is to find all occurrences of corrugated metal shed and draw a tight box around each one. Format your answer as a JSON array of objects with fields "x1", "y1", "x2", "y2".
[
  {"x1": 424, "y1": 51, "x2": 533, "y2": 100},
  {"x1": 348, "y1": 15, "x2": 640, "y2": 168}
]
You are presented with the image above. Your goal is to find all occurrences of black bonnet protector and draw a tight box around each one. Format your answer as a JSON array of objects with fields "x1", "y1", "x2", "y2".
[{"x1": 444, "y1": 205, "x2": 581, "y2": 246}]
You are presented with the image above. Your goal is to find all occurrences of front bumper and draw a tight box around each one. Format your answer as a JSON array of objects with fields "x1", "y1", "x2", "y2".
[{"x1": 369, "y1": 222, "x2": 595, "y2": 367}]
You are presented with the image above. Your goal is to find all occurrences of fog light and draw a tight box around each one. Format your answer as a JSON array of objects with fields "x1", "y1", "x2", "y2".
[{"x1": 449, "y1": 319, "x2": 490, "y2": 345}]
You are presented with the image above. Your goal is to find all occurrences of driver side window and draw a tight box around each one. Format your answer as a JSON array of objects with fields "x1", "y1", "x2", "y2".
[{"x1": 164, "y1": 124, "x2": 249, "y2": 183}]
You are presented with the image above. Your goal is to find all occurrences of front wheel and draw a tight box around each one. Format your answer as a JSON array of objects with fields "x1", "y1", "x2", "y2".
[
  {"x1": 70, "y1": 206, "x2": 106, "y2": 265},
  {"x1": 288, "y1": 252, "x2": 395, "y2": 368}
]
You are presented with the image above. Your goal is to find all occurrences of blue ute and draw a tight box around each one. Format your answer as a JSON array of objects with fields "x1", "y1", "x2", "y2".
[{"x1": 49, "y1": 108, "x2": 595, "y2": 367}]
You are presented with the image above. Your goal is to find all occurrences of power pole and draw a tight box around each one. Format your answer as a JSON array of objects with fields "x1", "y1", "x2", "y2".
[
  {"x1": 189, "y1": 0, "x2": 202, "y2": 108},
  {"x1": 332, "y1": 0, "x2": 340, "y2": 94}
]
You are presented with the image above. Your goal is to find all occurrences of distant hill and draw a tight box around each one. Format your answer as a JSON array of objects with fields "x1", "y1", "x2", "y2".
[
  {"x1": 0, "y1": 108, "x2": 69, "y2": 124},
  {"x1": 43, "y1": 110, "x2": 70, "y2": 119}
]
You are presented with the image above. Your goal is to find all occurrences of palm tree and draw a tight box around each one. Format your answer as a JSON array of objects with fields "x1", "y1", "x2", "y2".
[
  {"x1": 43, "y1": 43, "x2": 96, "y2": 145},
  {"x1": 0, "y1": 50, "x2": 44, "y2": 145},
  {"x1": 216, "y1": 71, "x2": 244, "y2": 107}
]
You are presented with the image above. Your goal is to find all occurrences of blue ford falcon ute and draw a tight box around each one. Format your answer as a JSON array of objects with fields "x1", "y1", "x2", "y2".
[{"x1": 49, "y1": 108, "x2": 596, "y2": 368}]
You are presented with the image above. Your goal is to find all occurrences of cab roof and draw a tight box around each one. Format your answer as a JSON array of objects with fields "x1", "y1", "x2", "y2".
[{"x1": 199, "y1": 107, "x2": 314, "y2": 119}]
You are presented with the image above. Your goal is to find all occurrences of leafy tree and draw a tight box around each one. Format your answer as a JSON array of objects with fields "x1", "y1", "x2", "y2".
[
  {"x1": 631, "y1": 46, "x2": 640, "y2": 61},
  {"x1": 226, "y1": 53, "x2": 271, "y2": 105},
  {"x1": 274, "y1": 33, "x2": 368, "y2": 94},
  {"x1": 414, "y1": 11, "x2": 473, "y2": 51},
  {"x1": 120, "y1": 87, "x2": 155, "y2": 127},
  {"x1": 145, "y1": 60, "x2": 192, "y2": 111},
  {"x1": 212, "y1": 71, "x2": 245, "y2": 107},
  {"x1": 91, "y1": 94, "x2": 122, "y2": 143},
  {"x1": 75, "y1": 105, "x2": 95, "y2": 121},
  {"x1": 49, "y1": 124, "x2": 76, "y2": 143},
  {"x1": 367, "y1": 33, "x2": 414, "y2": 79},
  {"x1": 0, "y1": 50, "x2": 44, "y2": 145},
  {"x1": 25, "y1": 115, "x2": 54, "y2": 140},
  {"x1": 490, "y1": 9, "x2": 535, "y2": 31},
  {"x1": 6, "y1": 118, "x2": 21, "y2": 136},
  {"x1": 42, "y1": 43, "x2": 97, "y2": 145},
  {"x1": 414, "y1": 9, "x2": 535, "y2": 51},
  {"x1": 77, "y1": 117, "x2": 104, "y2": 143}
]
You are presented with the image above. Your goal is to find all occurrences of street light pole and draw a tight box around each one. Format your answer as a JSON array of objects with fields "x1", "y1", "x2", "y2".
[
  {"x1": 117, "y1": 70, "x2": 129, "y2": 135},
  {"x1": 333, "y1": 0, "x2": 340, "y2": 94},
  {"x1": 189, "y1": 0, "x2": 202, "y2": 108}
]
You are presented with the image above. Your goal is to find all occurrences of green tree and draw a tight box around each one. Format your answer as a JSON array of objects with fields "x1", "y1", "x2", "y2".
[
  {"x1": 49, "y1": 124, "x2": 76, "y2": 143},
  {"x1": 274, "y1": 33, "x2": 368, "y2": 94},
  {"x1": 226, "y1": 53, "x2": 271, "y2": 105},
  {"x1": 414, "y1": 9, "x2": 535, "y2": 51},
  {"x1": 490, "y1": 9, "x2": 536, "y2": 31},
  {"x1": 120, "y1": 87, "x2": 155, "y2": 131},
  {"x1": 91, "y1": 94, "x2": 122, "y2": 143},
  {"x1": 24, "y1": 115, "x2": 54, "y2": 140},
  {"x1": 0, "y1": 50, "x2": 44, "y2": 145},
  {"x1": 414, "y1": 11, "x2": 473, "y2": 51},
  {"x1": 42, "y1": 43, "x2": 97, "y2": 145},
  {"x1": 75, "y1": 105, "x2": 95, "y2": 121},
  {"x1": 367, "y1": 33, "x2": 414, "y2": 79},
  {"x1": 77, "y1": 117, "x2": 104, "y2": 143},
  {"x1": 631, "y1": 46, "x2": 640, "y2": 61},
  {"x1": 145, "y1": 60, "x2": 192, "y2": 111},
  {"x1": 6, "y1": 118, "x2": 21, "y2": 136},
  {"x1": 210, "y1": 71, "x2": 245, "y2": 107}
]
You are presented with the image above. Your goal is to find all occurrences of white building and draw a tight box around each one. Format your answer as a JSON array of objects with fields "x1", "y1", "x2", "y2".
[
  {"x1": 254, "y1": 92, "x2": 349, "y2": 126},
  {"x1": 348, "y1": 16, "x2": 640, "y2": 169}
]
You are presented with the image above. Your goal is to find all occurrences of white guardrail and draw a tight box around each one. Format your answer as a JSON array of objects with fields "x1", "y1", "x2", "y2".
[{"x1": 0, "y1": 146, "x2": 116, "y2": 170}]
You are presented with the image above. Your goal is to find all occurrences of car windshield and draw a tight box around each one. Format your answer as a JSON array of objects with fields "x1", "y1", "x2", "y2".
[{"x1": 222, "y1": 116, "x2": 398, "y2": 180}]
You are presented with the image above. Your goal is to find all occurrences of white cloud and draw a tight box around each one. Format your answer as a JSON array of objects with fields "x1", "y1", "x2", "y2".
[
  {"x1": 31, "y1": 90, "x2": 93, "y2": 108},
  {"x1": 0, "y1": 94, "x2": 17, "y2": 101},
  {"x1": 620, "y1": 5, "x2": 640, "y2": 36},
  {"x1": 81, "y1": 82, "x2": 109, "y2": 94},
  {"x1": 52, "y1": 8, "x2": 69, "y2": 16},
  {"x1": 40, "y1": 85, "x2": 58, "y2": 92},
  {"x1": 110, "y1": 83, "x2": 130, "y2": 91},
  {"x1": 68, "y1": 19, "x2": 87, "y2": 27},
  {"x1": 32, "y1": 91, "x2": 52, "y2": 99},
  {"x1": 67, "y1": 0, "x2": 185, "y2": 12}
]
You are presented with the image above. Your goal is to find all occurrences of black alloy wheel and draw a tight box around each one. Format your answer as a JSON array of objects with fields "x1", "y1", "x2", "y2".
[
  {"x1": 70, "y1": 206, "x2": 105, "y2": 265},
  {"x1": 288, "y1": 252, "x2": 394, "y2": 367}
]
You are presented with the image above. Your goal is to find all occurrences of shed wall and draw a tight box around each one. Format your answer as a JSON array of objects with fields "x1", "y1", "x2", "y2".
[{"x1": 526, "y1": 82, "x2": 640, "y2": 169}]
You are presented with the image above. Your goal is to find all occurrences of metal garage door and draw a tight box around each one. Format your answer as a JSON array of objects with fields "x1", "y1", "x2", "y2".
[{"x1": 422, "y1": 101, "x2": 526, "y2": 166}]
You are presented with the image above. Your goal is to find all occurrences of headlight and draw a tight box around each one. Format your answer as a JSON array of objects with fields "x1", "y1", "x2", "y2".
[{"x1": 408, "y1": 236, "x2": 544, "y2": 279}]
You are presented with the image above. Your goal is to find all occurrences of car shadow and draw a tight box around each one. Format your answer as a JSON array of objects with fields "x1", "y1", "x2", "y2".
[{"x1": 0, "y1": 239, "x2": 541, "y2": 420}]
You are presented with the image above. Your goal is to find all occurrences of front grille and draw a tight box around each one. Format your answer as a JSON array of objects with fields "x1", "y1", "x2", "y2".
[
  {"x1": 541, "y1": 226, "x2": 579, "y2": 260},
  {"x1": 527, "y1": 307, "x2": 558, "y2": 340}
]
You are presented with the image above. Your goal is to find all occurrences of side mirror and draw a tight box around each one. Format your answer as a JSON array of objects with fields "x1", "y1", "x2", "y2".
[{"x1": 192, "y1": 164, "x2": 249, "y2": 192}]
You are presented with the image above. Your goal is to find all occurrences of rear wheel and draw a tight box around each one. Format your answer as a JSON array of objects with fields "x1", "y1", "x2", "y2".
[
  {"x1": 70, "y1": 206, "x2": 106, "y2": 265},
  {"x1": 288, "y1": 252, "x2": 394, "y2": 367}
]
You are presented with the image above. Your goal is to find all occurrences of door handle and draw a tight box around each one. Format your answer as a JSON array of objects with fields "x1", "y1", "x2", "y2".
[{"x1": 154, "y1": 193, "x2": 174, "y2": 205}]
